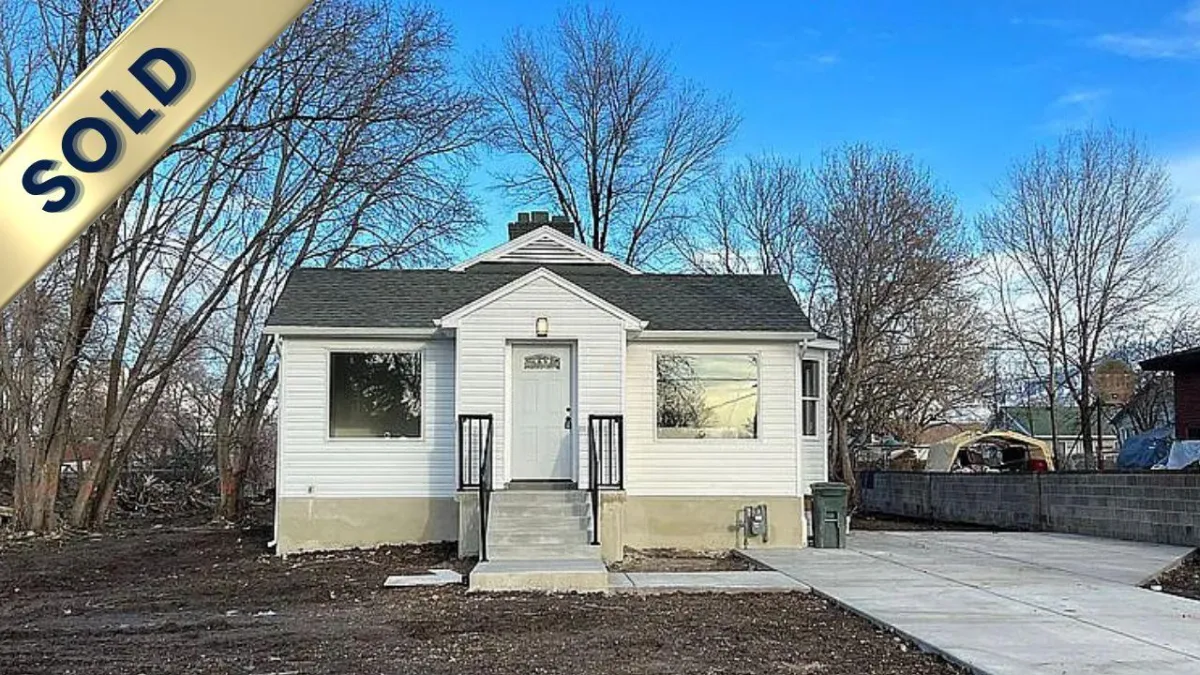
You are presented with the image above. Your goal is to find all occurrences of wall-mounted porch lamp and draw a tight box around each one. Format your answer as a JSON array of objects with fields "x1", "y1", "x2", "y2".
[{"x1": 535, "y1": 317, "x2": 549, "y2": 337}]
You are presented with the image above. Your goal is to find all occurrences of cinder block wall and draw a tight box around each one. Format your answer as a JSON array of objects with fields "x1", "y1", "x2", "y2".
[
  {"x1": 858, "y1": 471, "x2": 1200, "y2": 547},
  {"x1": 932, "y1": 474, "x2": 1041, "y2": 530}
]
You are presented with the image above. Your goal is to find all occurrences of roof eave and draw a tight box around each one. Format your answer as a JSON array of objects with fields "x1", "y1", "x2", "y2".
[
  {"x1": 635, "y1": 329, "x2": 823, "y2": 342},
  {"x1": 1140, "y1": 350, "x2": 1200, "y2": 371},
  {"x1": 264, "y1": 325, "x2": 442, "y2": 338}
]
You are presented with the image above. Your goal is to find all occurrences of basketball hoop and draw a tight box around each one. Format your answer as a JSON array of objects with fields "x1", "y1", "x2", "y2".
[{"x1": 1094, "y1": 359, "x2": 1136, "y2": 405}]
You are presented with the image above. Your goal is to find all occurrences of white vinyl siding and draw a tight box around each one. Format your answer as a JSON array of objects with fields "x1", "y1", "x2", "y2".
[
  {"x1": 625, "y1": 340, "x2": 799, "y2": 496},
  {"x1": 454, "y1": 275, "x2": 626, "y2": 486},
  {"x1": 277, "y1": 337, "x2": 456, "y2": 499}
]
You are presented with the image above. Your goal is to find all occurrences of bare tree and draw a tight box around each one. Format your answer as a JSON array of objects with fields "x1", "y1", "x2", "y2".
[
  {"x1": 1107, "y1": 311, "x2": 1200, "y2": 435},
  {"x1": 203, "y1": 0, "x2": 482, "y2": 523},
  {"x1": 811, "y1": 146, "x2": 983, "y2": 486},
  {"x1": 473, "y1": 7, "x2": 738, "y2": 266},
  {"x1": 0, "y1": 0, "x2": 142, "y2": 532},
  {"x1": 979, "y1": 127, "x2": 1184, "y2": 469},
  {"x1": 674, "y1": 155, "x2": 814, "y2": 288},
  {"x1": 1, "y1": 0, "x2": 483, "y2": 530},
  {"x1": 676, "y1": 150, "x2": 984, "y2": 487}
]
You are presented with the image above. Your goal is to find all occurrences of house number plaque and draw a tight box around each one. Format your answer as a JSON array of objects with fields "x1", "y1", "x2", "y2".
[{"x1": 523, "y1": 354, "x2": 561, "y2": 371}]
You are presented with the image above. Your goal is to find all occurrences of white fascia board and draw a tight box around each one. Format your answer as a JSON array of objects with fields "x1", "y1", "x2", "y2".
[
  {"x1": 264, "y1": 325, "x2": 441, "y2": 338},
  {"x1": 449, "y1": 225, "x2": 641, "y2": 274},
  {"x1": 438, "y1": 267, "x2": 644, "y2": 330},
  {"x1": 635, "y1": 330, "x2": 821, "y2": 342}
]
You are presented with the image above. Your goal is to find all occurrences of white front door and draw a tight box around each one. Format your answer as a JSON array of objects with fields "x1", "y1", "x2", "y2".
[{"x1": 511, "y1": 344, "x2": 573, "y2": 480}]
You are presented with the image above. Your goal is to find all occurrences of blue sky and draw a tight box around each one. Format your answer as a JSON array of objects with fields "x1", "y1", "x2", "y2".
[{"x1": 442, "y1": 0, "x2": 1200, "y2": 252}]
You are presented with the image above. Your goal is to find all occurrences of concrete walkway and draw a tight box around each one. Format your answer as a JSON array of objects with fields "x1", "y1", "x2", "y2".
[{"x1": 746, "y1": 531, "x2": 1199, "y2": 675}]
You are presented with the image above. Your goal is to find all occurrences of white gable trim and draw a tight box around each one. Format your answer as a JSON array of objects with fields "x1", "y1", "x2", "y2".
[
  {"x1": 450, "y1": 225, "x2": 642, "y2": 274},
  {"x1": 437, "y1": 267, "x2": 646, "y2": 330}
]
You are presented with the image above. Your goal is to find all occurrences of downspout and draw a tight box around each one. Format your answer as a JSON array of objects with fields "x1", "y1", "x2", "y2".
[{"x1": 798, "y1": 337, "x2": 811, "y2": 544}]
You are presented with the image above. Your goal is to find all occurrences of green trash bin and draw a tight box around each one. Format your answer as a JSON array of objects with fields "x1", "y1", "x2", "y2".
[{"x1": 811, "y1": 482, "x2": 850, "y2": 548}]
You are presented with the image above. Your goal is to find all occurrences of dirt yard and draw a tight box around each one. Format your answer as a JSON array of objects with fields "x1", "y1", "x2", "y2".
[
  {"x1": 1153, "y1": 551, "x2": 1200, "y2": 602},
  {"x1": 1, "y1": 522, "x2": 962, "y2": 675},
  {"x1": 608, "y1": 548, "x2": 763, "y2": 573}
]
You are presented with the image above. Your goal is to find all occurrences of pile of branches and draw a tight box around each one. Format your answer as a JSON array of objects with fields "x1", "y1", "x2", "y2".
[{"x1": 113, "y1": 444, "x2": 218, "y2": 518}]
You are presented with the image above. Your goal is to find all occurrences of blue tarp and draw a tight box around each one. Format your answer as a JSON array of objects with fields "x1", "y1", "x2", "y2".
[
  {"x1": 1165, "y1": 440, "x2": 1200, "y2": 470},
  {"x1": 1116, "y1": 426, "x2": 1173, "y2": 469}
]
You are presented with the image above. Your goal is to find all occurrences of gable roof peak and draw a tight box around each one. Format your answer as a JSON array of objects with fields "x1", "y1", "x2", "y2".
[
  {"x1": 451, "y1": 223, "x2": 641, "y2": 274},
  {"x1": 437, "y1": 266, "x2": 646, "y2": 330}
]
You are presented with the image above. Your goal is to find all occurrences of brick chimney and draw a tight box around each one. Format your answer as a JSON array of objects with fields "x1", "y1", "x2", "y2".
[{"x1": 508, "y1": 211, "x2": 576, "y2": 240}]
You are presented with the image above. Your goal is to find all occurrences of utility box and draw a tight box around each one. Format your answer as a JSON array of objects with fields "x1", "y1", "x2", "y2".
[{"x1": 811, "y1": 482, "x2": 851, "y2": 549}]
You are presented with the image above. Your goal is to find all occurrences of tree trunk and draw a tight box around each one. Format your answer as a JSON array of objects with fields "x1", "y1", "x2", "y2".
[
  {"x1": 1078, "y1": 370, "x2": 1095, "y2": 470},
  {"x1": 215, "y1": 430, "x2": 241, "y2": 522},
  {"x1": 11, "y1": 290, "x2": 38, "y2": 529},
  {"x1": 831, "y1": 413, "x2": 858, "y2": 500},
  {"x1": 1047, "y1": 355, "x2": 1061, "y2": 468},
  {"x1": 69, "y1": 433, "x2": 119, "y2": 528}
]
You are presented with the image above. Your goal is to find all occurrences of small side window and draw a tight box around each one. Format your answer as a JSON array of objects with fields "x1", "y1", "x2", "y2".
[{"x1": 801, "y1": 360, "x2": 820, "y2": 437}]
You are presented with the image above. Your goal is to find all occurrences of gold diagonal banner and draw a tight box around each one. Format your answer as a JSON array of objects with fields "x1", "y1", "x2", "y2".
[{"x1": 0, "y1": 0, "x2": 313, "y2": 309}]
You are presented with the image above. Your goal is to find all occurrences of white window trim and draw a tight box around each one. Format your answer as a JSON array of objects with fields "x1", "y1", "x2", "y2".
[
  {"x1": 652, "y1": 350, "x2": 764, "y2": 443},
  {"x1": 325, "y1": 348, "x2": 426, "y2": 442},
  {"x1": 801, "y1": 358, "x2": 820, "y2": 438}
]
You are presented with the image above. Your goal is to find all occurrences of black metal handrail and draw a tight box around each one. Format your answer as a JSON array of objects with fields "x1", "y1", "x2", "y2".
[
  {"x1": 587, "y1": 414, "x2": 624, "y2": 546},
  {"x1": 458, "y1": 414, "x2": 494, "y2": 561},
  {"x1": 458, "y1": 414, "x2": 491, "y2": 489}
]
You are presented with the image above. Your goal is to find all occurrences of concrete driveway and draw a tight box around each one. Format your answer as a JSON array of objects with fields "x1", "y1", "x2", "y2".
[{"x1": 746, "y1": 531, "x2": 1199, "y2": 675}]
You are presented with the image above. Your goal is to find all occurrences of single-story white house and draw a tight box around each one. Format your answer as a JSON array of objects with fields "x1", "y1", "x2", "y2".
[{"x1": 265, "y1": 213, "x2": 835, "y2": 563}]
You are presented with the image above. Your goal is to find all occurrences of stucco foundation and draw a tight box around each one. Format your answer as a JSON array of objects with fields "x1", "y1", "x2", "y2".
[
  {"x1": 601, "y1": 494, "x2": 806, "y2": 561},
  {"x1": 276, "y1": 497, "x2": 458, "y2": 555},
  {"x1": 457, "y1": 492, "x2": 481, "y2": 557}
]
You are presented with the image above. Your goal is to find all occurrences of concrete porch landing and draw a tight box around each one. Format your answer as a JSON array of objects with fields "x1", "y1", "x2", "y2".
[
  {"x1": 469, "y1": 558, "x2": 609, "y2": 592},
  {"x1": 746, "y1": 531, "x2": 1199, "y2": 675}
]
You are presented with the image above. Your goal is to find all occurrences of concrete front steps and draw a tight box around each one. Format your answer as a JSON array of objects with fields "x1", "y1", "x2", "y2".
[
  {"x1": 469, "y1": 559, "x2": 609, "y2": 592},
  {"x1": 469, "y1": 488, "x2": 608, "y2": 592}
]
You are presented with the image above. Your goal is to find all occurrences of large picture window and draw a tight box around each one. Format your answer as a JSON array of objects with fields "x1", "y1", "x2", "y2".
[
  {"x1": 801, "y1": 359, "x2": 820, "y2": 437},
  {"x1": 329, "y1": 352, "x2": 422, "y2": 438},
  {"x1": 656, "y1": 354, "x2": 759, "y2": 439}
]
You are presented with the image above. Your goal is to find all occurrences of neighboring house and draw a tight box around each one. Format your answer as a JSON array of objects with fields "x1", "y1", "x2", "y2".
[
  {"x1": 1108, "y1": 408, "x2": 1141, "y2": 445},
  {"x1": 993, "y1": 406, "x2": 1118, "y2": 469},
  {"x1": 61, "y1": 441, "x2": 98, "y2": 476},
  {"x1": 917, "y1": 421, "x2": 987, "y2": 448},
  {"x1": 1141, "y1": 346, "x2": 1200, "y2": 440},
  {"x1": 1109, "y1": 402, "x2": 1174, "y2": 445},
  {"x1": 264, "y1": 213, "x2": 836, "y2": 561}
]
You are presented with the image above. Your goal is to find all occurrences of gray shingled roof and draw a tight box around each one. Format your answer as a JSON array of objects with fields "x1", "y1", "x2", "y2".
[{"x1": 266, "y1": 266, "x2": 814, "y2": 332}]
